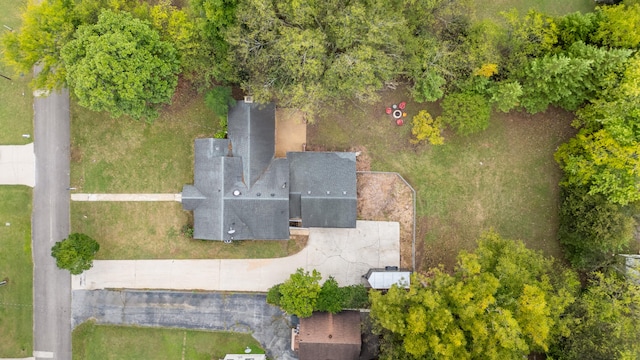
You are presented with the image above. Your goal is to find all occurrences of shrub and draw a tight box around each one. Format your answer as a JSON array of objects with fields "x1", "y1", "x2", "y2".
[
  {"x1": 440, "y1": 92, "x2": 491, "y2": 135},
  {"x1": 410, "y1": 110, "x2": 444, "y2": 145}
]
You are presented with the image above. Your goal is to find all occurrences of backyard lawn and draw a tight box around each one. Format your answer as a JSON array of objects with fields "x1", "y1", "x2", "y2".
[
  {"x1": 0, "y1": 187, "x2": 33, "y2": 357},
  {"x1": 0, "y1": 0, "x2": 34, "y2": 145},
  {"x1": 73, "y1": 322, "x2": 265, "y2": 360},
  {"x1": 308, "y1": 89, "x2": 575, "y2": 271}
]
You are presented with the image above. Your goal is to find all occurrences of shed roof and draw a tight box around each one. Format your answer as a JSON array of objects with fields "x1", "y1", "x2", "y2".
[{"x1": 366, "y1": 270, "x2": 411, "y2": 289}]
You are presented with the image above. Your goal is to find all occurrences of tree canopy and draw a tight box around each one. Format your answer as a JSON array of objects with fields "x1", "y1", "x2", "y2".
[
  {"x1": 61, "y1": 10, "x2": 180, "y2": 121},
  {"x1": 50, "y1": 233, "x2": 100, "y2": 275},
  {"x1": 550, "y1": 271, "x2": 640, "y2": 360},
  {"x1": 2, "y1": 0, "x2": 77, "y2": 89},
  {"x1": 370, "y1": 232, "x2": 579, "y2": 360},
  {"x1": 276, "y1": 268, "x2": 322, "y2": 318}
]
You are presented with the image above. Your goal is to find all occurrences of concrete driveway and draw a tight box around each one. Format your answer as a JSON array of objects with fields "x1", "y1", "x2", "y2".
[
  {"x1": 72, "y1": 290, "x2": 297, "y2": 360},
  {"x1": 0, "y1": 143, "x2": 35, "y2": 187},
  {"x1": 73, "y1": 220, "x2": 399, "y2": 292}
]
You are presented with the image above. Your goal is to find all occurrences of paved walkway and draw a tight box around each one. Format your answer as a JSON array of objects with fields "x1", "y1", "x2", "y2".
[
  {"x1": 0, "y1": 143, "x2": 35, "y2": 187},
  {"x1": 73, "y1": 220, "x2": 400, "y2": 292},
  {"x1": 72, "y1": 290, "x2": 297, "y2": 360},
  {"x1": 71, "y1": 193, "x2": 181, "y2": 202}
]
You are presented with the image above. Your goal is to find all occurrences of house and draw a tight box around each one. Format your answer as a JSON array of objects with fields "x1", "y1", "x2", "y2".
[
  {"x1": 364, "y1": 267, "x2": 412, "y2": 290},
  {"x1": 182, "y1": 101, "x2": 357, "y2": 241},
  {"x1": 293, "y1": 311, "x2": 362, "y2": 360}
]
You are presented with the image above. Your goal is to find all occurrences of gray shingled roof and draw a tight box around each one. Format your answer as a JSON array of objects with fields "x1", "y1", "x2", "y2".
[
  {"x1": 288, "y1": 152, "x2": 357, "y2": 228},
  {"x1": 227, "y1": 102, "x2": 275, "y2": 188},
  {"x1": 189, "y1": 138, "x2": 228, "y2": 240},
  {"x1": 182, "y1": 103, "x2": 357, "y2": 241}
]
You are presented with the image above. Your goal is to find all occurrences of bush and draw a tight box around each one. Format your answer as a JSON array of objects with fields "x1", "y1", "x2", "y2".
[
  {"x1": 558, "y1": 183, "x2": 636, "y2": 271},
  {"x1": 410, "y1": 110, "x2": 444, "y2": 145},
  {"x1": 440, "y1": 92, "x2": 491, "y2": 135},
  {"x1": 489, "y1": 81, "x2": 523, "y2": 112},
  {"x1": 340, "y1": 284, "x2": 370, "y2": 309},
  {"x1": 266, "y1": 284, "x2": 282, "y2": 306}
]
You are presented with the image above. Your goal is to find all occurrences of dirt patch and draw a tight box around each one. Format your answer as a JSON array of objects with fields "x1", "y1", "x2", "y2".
[{"x1": 357, "y1": 172, "x2": 414, "y2": 270}]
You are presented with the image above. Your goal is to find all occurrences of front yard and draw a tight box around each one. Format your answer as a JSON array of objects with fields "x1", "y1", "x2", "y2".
[
  {"x1": 0, "y1": 187, "x2": 33, "y2": 357},
  {"x1": 73, "y1": 322, "x2": 265, "y2": 360}
]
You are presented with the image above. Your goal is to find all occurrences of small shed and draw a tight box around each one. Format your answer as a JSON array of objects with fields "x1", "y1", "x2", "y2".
[{"x1": 365, "y1": 268, "x2": 411, "y2": 290}]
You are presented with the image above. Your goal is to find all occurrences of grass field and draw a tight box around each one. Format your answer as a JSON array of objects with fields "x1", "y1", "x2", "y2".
[
  {"x1": 70, "y1": 82, "x2": 218, "y2": 193},
  {"x1": 309, "y1": 88, "x2": 575, "y2": 271},
  {"x1": 71, "y1": 201, "x2": 306, "y2": 259},
  {"x1": 73, "y1": 322, "x2": 265, "y2": 360},
  {"x1": 474, "y1": 0, "x2": 595, "y2": 21},
  {"x1": 0, "y1": 0, "x2": 34, "y2": 145},
  {"x1": 0, "y1": 187, "x2": 32, "y2": 357}
]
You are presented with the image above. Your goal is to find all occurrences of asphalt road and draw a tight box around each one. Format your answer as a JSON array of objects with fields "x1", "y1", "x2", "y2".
[
  {"x1": 32, "y1": 89, "x2": 71, "y2": 360},
  {"x1": 72, "y1": 290, "x2": 297, "y2": 360}
]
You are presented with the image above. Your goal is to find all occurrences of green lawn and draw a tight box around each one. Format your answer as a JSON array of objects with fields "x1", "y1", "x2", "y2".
[
  {"x1": 71, "y1": 201, "x2": 306, "y2": 259},
  {"x1": 309, "y1": 88, "x2": 575, "y2": 270},
  {"x1": 73, "y1": 322, "x2": 265, "y2": 360},
  {"x1": 474, "y1": 0, "x2": 595, "y2": 21},
  {"x1": 70, "y1": 85, "x2": 218, "y2": 193},
  {"x1": 0, "y1": 187, "x2": 33, "y2": 357},
  {"x1": 0, "y1": 0, "x2": 34, "y2": 145}
]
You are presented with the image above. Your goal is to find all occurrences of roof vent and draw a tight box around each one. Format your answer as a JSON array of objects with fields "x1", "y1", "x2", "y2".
[
  {"x1": 282, "y1": 182, "x2": 287, "y2": 189},
  {"x1": 233, "y1": 189, "x2": 241, "y2": 196},
  {"x1": 256, "y1": 192, "x2": 261, "y2": 196},
  {"x1": 307, "y1": 191, "x2": 311, "y2": 195},
  {"x1": 227, "y1": 228, "x2": 236, "y2": 235},
  {"x1": 244, "y1": 96, "x2": 253, "y2": 103},
  {"x1": 326, "y1": 191, "x2": 330, "y2": 195},
  {"x1": 271, "y1": 193, "x2": 275, "y2": 197},
  {"x1": 343, "y1": 191, "x2": 347, "y2": 195}
]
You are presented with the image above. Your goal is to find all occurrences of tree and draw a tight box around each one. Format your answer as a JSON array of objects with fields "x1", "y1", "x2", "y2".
[
  {"x1": 316, "y1": 276, "x2": 342, "y2": 314},
  {"x1": 410, "y1": 110, "x2": 444, "y2": 145},
  {"x1": 440, "y1": 92, "x2": 491, "y2": 135},
  {"x1": 555, "y1": 129, "x2": 640, "y2": 206},
  {"x1": 60, "y1": 10, "x2": 180, "y2": 121},
  {"x1": 1, "y1": 0, "x2": 77, "y2": 89},
  {"x1": 370, "y1": 232, "x2": 579, "y2": 360},
  {"x1": 277, "y1": 268, "x2": 322, "y2": 318},
  {"x1": 550, "y1": 271, "x2": 640, "y2": 360},
  {"x1": 558, "y1": 184, "x2": 636, "y2": 271},
  {"x1": 592, "y1": 3, "x2": 640, "y2": 48},
  {"x1": 488, "y1": 81, "x2": 522, "y2": 112},
  {"x1": 50, "y1": 233, "x2": 100, "y2": 275}
]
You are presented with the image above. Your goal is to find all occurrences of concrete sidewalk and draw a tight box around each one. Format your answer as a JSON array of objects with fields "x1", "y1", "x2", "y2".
[
  {"x1": 73, "y1": 220, "x2": 399, "y2": 291},
  {"x1": 0, "y1": 143, "x2": 35, "y2": 187},
  {"x1": 71, "y1": 193, "x2": 181, "y2": 202}
]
